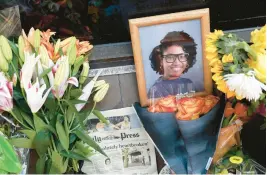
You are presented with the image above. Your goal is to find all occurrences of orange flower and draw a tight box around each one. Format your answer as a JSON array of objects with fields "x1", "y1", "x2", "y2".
[
  {"x1": 224, "y1": 102, "x2": 235, "y2": 118},
  {"x1": 176, "y1": 97, "x2": 205, "y2": 120},
  {"x1": 202, "y1": 95, "x2": 219, "y2": 114},
  {"x1": 234, "y1": 102, "x2": 248, "y2": 118},
  {"x1": 176, "y1": 111, "x2": 200, "y2": 120},
  {"x1": 77, "y1": 41, "x2": 93, "y2": 56},
  {"x1": 40, "y1": 29, "x2": 56, "y2": 43},
  {"x1": 40, "y1": 30, "x2": 60, "y2": 62},
  {"x1": 148, "y1": 95, "x2": 177, "y2": 113}
]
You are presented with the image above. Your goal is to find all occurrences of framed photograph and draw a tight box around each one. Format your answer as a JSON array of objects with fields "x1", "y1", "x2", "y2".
[{"x1": 129, "y1": 8, "x2": 212, "y2": 106}]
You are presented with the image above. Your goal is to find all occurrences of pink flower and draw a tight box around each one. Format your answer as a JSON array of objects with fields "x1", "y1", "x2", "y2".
[{"x1": 0, "y1": 72, "x2": 13, "y2": 111}]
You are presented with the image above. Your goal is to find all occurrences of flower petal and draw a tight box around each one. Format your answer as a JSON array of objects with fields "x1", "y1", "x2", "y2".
[{"x1": 67, "y1": 77, "x2": 78, "y2": 87}]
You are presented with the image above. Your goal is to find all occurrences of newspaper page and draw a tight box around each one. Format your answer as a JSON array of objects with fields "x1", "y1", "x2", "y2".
[{"x1": 81, "y1": 107, "x2": 157, "y2": 174}]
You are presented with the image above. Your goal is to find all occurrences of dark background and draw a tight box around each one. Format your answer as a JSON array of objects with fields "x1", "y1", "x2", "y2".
[{"x1": 0, "y1": 0, "x2": 265, "y2": 44}]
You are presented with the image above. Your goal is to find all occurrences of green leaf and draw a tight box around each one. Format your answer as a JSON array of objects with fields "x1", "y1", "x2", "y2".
[
  {"x1": 34, "y1": 115, "x2": 47, "y2": 133},
  {"x1": 39, "y1": 67, "x2": 52, "y2": 80},
  {"x1": 44, "y1": 93, "x2": 57, "y2": 112},
  {"x1": 8, "y1": 40, "x2": 19, "y2": 58},
  {"x1": 93, "y1": 110, "x2": 108, "y2": 124},
  {"x1": 60, "y1": 150, "x2": 90, "y2": 161},
  {"x1": 69, "y1": 99, "x2": 88, "y2": 105},
  {"x1": 9, "y1": 138, "x2": 34, "y2": 149},
  {"x1": 19, "y1": 130, "x2": 36, "y2": 140},
  {"x1": 12, "y1": 106, "x2": 25, "y2": 125},
  {"x1": 69, "y1": 133, "x2": 77, "y2": 144},
  {"x1": 49, "y1": 151, "x2": 64, "y2": 174},
  {"x1": 75, "y1": 129, "x2": 107, "y2": 157},
  {"x1": 45, "y1": 158, "x2": 52, "y2": 174},
  {"x1": 66, "y1": 107, "x2": 74, "y2": 124},
  {"x1": 75, "y1": 141, "x2": 93, "y2": 156},
  {"x1": 62, "y1": 99, "x2": 78, "y2": 113},
  {"x1": 36, "y1": 156, "x2": 46, "y2": 174},
  {"x1": 73, "y1": 55, "x2": 86, "y2": 76},
  {"x1": 56, "y1": 121, "x2": 69, "y2": 151},
  {"x1": 33, "y1": 130, "x2": 51, "y2": 157},
  {"x1": 70, "y1": 89, "x2": 83, "y2": 98},
  {"x1": 260, "y1": 93, "x2": 266, "y2": 101},
  {"x1": 20, "y1": 111, "x2": 34, "y2": 129}
]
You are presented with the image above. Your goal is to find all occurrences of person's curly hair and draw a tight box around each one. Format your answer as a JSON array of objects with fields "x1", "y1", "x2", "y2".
[{"x1": 149, "y1": 31, "x2": 197, "y2": 75}]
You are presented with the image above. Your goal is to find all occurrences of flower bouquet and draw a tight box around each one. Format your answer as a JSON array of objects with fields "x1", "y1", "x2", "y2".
[
  {"x1": 205, "y1": 26, "x2": 266, "y2": 165},
  {"x1": 0, "y1": 28, "x2": 110, "y2": 173}
]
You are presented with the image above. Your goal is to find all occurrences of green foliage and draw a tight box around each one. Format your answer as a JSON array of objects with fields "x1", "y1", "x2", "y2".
[{"x1": 2, "y1": 32, "x2": 108, "y2": 174}]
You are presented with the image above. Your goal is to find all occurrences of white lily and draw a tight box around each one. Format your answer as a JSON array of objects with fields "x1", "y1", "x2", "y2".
[
  {"x1": 52, "y1": 56, "x2": 78, "y2": 98},
  {"x1": 75, "y1": 69, "x2": 103, "y2": 111},
  {"x1": 224, "y1": 71, "x2": 266, "y2": 101},
  {"x1": 20, "y1": 52, "x2": 40, "y2": 89},
  {"x1": 0, "y1": 72, "x2": 13, "y2": 112},
  {"x1": 25, "y1": 78, "x2": 51, "y2": 113}
]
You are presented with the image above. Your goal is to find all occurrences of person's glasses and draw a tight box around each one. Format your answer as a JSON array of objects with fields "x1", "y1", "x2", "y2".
[{"x1": 162, "y1": 53, "x2": 189, "y2": 63}]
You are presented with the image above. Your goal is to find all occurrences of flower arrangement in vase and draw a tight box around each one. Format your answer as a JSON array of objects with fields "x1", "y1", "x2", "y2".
[{"x1": 0, "y1": 28, "x2": 110, "y2": 173}]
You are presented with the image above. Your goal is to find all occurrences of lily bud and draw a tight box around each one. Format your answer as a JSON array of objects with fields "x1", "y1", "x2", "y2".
[
  {"x1": 94, "y1": 81, "x2": 107, "y2": 92},
  {"x1": 94, "y1": 80, "x2": 106, "y2": 88},
  {"x1": 93, "y1": 83, "x2": 109, "y2": 103},
  {"x1": 40, "y1": 45, "x2": 50, "y2": 66},
  {"x1": 18, "y1": 36, "x2": 25, "y2": 62},
  {"x1": 67, "y1": 37, "x2": 77, "y2": 65},
  {"x1": 79, "y1": 61, "x2": 90, "y2": 84},
  {"x1": 54, "y1": 56, "x2": 69, "y2": 89},
  {"x1": 0, "y1": 49, "x2": 9, "y2": 72},
  {"x1": 0, "y1": 36, "x2": 12, "y2": 62},
  {"x1": 54, "y1": 39, "x2": 61, "y2": 55},
  {"x1": 12, "y1": 73, "x2": 17, "y2": 86},
  {"x1": 34, "y1": 29, "x2": 41, "y2": 50}
]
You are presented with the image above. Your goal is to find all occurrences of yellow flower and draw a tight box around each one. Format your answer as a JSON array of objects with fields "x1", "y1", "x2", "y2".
[
  {"x1": 206, "y1": 30, "x2": 224, "y2": 42},
  {"x1": 222, "y1": 54, "x2": 234, "y2": 63},
  {"x1": 251, "y1": 26, "x2": 266, "y2": 46},
  {"x1": 211, "y1": 61, "x2": 223, "y2": 73},
  {"x1": 212, "y1": 73, "x2": 223, "y2": 82},
  {"x1": 209, "y1": 58, "x2": 221, "y2": 67},
  {"x1": 250, "y1": 43, "x2": 266, "y2": 55},
  {"x1": 216, "y1": 79, "x2": 228, "y2": 93},
  {"x1": 206, "y1": 51, "x2": 219, "y2": 61},
  {"x1": 216, "y1": 79, "x2": 236, "y2": 98},
  {"x1": 205, "y1": 44, "x2": 217, "y2": 53},
  {"x1": 247, "y1": 53, "x2": 266, "y2": 83}
]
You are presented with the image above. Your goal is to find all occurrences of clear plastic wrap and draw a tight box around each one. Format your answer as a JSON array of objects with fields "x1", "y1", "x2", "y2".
[
  {"x1": 0, "y1": 5, "x2": 21, "y2": 37},
  {"x1": 212, "y1": 120, "x2": 243, "y2": 164}
]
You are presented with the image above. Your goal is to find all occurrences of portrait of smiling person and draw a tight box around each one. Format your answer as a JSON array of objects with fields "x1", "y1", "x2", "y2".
[
  {"x1": 147, "y1": 31, "x2": 198, "y2": 99},
  {"x1": 129, "y1": 9, "x2": 212, "y2": 106}
]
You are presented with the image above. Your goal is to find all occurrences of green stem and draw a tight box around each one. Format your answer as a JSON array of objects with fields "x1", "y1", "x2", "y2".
[
  {"x1": 51, "y1": 136, "x2": 57, "y2": 152},
  {"x1": 10, "y1": 61, "x2": 19, "y2": 79},
  {"x1": 69, "y1": 113, "x2": 75, "y2": 128},
  {"x1": 70, "y1": 124, "x2": 80, "y2": 133},
  {"x1": 58, "y1": 99, "x2": 65, "y2": 114},
  {"x1": 229, "y1": 114, "x2": 237, "y2": 125},
  {"x1": 83, "y1": 102, "x2": 96, "y2": 124},
  {"x1": 10, "y1": 110, "x2": 30, "y2": 129},
  {"x1": 40, "y1": 109, "x2": 49, "y2": 124}
]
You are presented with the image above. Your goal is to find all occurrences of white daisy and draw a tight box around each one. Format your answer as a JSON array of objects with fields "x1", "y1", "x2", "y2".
[{"x1": 224, "y1": 71, "x2": 266, "y2": 101}]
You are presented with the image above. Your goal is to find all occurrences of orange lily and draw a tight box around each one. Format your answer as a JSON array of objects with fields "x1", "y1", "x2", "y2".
[
  {"x1": 77, "y1": 41, "x2": 93, "y2": 56},
  {"x1": 40, "y1": 30, "x2": 60, "y2": 62}
]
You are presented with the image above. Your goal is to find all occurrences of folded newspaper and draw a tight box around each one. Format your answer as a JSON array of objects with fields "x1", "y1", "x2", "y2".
[{"x1": 81, "y1": 107, "x2": 158, "y2": 174}]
